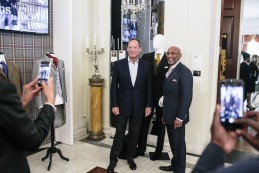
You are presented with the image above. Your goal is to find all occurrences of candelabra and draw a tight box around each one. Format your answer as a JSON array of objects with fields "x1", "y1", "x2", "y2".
[
  {"x1": 86, "y1": 45, "x2": 104, "y2": 79},
  {"x1": 121, "y1": 0, "x2": 147, "y2": 22}
]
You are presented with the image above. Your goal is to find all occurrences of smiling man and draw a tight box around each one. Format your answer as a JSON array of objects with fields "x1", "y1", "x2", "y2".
[
  {"x1": 158, "y1": 46, "x2": 193, "y2": 173},
  {"x1": 107, "y1": 38, "x2": 153, "y2": 173}
]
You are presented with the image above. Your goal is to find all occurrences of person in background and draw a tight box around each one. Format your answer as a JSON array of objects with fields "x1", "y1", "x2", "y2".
[
  {"x1": 192, "y1": 105, "x2": 259, "y2": 173},
  {"x1": 249, "y1": 54, "x2": 259, "y2": 107},
  {"x1": 240, "y1": 51, "x2": 255, "y2": 110},
  {"x1": 158, "y1": 46, "x2": 193, "y2": 173},
  {"x1": 107, "y1": 38, "x2": 153, "y2": 173},
  {"x1": 136, "y1": 34, "x2": 169, "y2": 160},
  {"x1": 0, "y1": 77, "x2": 55, "y2": 173}
]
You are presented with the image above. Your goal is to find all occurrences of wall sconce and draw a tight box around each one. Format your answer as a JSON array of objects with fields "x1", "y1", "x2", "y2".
[{"x1": 86, "y1": 34, "x2": 105, "y2": 79}]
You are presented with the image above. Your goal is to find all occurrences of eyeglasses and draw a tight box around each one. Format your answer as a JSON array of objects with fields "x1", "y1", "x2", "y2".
[{"x1": 166, "y1": 52, "x2": 180, "y2": 56}]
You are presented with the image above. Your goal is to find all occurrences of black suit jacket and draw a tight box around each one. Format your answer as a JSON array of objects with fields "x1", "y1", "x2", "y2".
[
  {"x1": 163, "y1": 62, "x2": 193, "y2": 124},
  {"x1": 0, "y1": 80, "x2": 54, "y2": 173},
  {"x1": 240, "y1": 61, "x2": 250, "y2": 94},
  {"x1": 110, "y1": 58, "x2": 153, "y2": 118},
  {"x1": 192, "y1": 143, "x2": 259, "y2": 173},
  {"x1": 141, "y1": 52, "x2": 169, "y2": 105}
]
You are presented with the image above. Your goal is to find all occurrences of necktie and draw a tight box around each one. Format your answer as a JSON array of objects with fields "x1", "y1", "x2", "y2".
[
  {"x1": 0, "y1": 61, "x2": 8, "y2": 79},
  {"x1": 155, "y1": 53, "x2": 161, "y2": 65},
  {"x1": 46, "y1": 53, "x2": 58, "y2": 68},
  {"x1": 166, "y1": 67, "x2": 173, "y2": 78}
]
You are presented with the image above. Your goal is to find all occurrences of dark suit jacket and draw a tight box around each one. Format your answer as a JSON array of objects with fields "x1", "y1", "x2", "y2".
[
  {"x1": 0, "y1": 80, "x2": 55, "y2": 173},
  {"x1": 110, "y1": 58, "x2": 153, "y2": 118},
  {"x1": 163, "y1": 62, "x2": 193, "y2": 124},
  {"x1": 192, "y1": 143, "x2": 259, "y2": 173},
  {"x1": 240, "y1": 61, "x2": 250, "y2": 94},
  {"x1": 141, "y1": 52, "x2": 169, "y2": 105}
]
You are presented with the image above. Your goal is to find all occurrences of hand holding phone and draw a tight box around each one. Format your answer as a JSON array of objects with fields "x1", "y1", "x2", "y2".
[
  {"x1": 38, "y1": 61, "x2": 51, "y2": 86},
  {"x1": 220, "y1": 79, "x2": 244, "y2": 130}
]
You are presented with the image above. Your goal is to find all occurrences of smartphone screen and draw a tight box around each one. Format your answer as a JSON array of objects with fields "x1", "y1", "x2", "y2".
[
  {"x1": 220, "y1": 79, "x2": 244, "y2": 130},
  {"x1": 38, "y1": 61, "x2": 51, "y2": 86}
]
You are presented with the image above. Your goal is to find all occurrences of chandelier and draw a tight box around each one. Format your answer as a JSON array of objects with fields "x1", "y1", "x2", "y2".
[{"x1": 121, "y1": 0, "x2": 147, "y2": 22}]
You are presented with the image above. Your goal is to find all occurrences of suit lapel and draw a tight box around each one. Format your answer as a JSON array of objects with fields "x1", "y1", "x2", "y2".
[
  {"x1": 122, "y1": 59, "x2": 133, "y2": 87},
  {"x1": 164, "y1": 62, "x2": 182, "y2": 90},
  {"x1": 134, "y1": 59, "x2": 143, "y2": 87}
]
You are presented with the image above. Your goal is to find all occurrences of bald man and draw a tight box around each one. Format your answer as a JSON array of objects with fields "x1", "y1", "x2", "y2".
[{"x1": 159, "y1": 46, "x2": 193, "y2": 173}]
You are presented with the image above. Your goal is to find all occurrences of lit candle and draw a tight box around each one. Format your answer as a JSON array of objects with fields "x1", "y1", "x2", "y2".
[
  {"x1": 86, "y1": 36, "x2": 89, "y2": 48},
  {"x1": 93, "y1": 34, "x2": 96, "y2": 46}
]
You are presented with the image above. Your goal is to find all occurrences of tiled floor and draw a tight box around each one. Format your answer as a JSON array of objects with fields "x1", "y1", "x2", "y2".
[
  {"x1": 28, "y1": 137, "x2": 197, "y2": 173},
  {"x1": 27, "y1": 93, "x2": 259, "y2": 173}
]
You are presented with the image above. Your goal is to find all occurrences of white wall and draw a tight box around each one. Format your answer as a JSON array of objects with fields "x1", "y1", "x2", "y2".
[
  {"x1": 53, "y1": 0, "x2": 73, "y2": 145},
  {"x1": 164, "y1": 0, "x2": 221, "y2": 154}
]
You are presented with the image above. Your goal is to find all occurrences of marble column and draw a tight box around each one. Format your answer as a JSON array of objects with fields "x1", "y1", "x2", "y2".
[{"x1": 87, "y1": 78, "x2": 105, "y2": 141}]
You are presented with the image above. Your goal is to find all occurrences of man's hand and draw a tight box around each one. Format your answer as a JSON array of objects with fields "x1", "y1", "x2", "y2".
[
  {"x1": 158, "y1": 96, "x2": 164, "y2": 107},
  {"x1": 41, "y1": 77, "x2": 55, "y2": 105},
  {"x1": 235, "y1": 111, "x2": 259, "y2": 151},
  {"x1": 145, "y1": 107, "x2": 152, "y2": 117},
  {"x1": 112, "y1": 107, "x2": 120, "y2": 115},
  {"x1": 174, "y1": 119, "x2": 183, "y2": 129},
  {"x1": 21, "y1": 77, "x2": 42, "y2": 107},
  {"x1": 211, "y1": 104, "x2": 238, "y2": 154}
]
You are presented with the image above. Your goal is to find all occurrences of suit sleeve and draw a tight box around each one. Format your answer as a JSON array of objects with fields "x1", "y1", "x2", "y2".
[
  {"x1": 110, "y1": 61, "x2": 119, "y2": 107},
  {"x1": 0, "y1": 82, "x2": 55, "y2": 151},
  {"x1": 192, "y1": 143, "x2": 225, "y2": 173},
  {"x1": 146, "y1": 62, "x2": 153, "y2": 107},
  {"x1": 178, "y1": 68, "x2": 193, "y2": 120}
]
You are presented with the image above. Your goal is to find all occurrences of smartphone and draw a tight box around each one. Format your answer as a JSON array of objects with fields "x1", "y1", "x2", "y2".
[
  {"x1": 38, "y1": 61, "x2": 51, "y2": 86},
  {"x1": 220, "y1": 79, "x2": 244, "y2": 130}
]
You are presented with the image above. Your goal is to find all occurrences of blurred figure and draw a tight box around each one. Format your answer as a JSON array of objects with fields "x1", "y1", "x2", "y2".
[
  {"x1": 0, "y1": 77, "x2": 55, "y2": 172},
  {"x1": 250, "y1": 54, "x2": 259, "y2": 105},
  {"x1": 240, "y1": 51, "x2": 254, "y2": 110},
  {"x1": 192, "y1": 105, "x2": 259, "y2": 173}
]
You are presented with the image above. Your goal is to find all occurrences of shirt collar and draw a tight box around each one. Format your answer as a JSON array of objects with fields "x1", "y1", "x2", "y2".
[
  {"x1": 170, "y1": 61, "x2": 180, "y2": 69},
  {"x1": 128, "y1": 57, "x2": 139, "y2": 64}
]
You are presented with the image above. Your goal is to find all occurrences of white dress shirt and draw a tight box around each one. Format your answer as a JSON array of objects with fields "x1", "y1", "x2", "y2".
[{"x1": 128, "y1": 57, "x2": 139, "y2": 86}]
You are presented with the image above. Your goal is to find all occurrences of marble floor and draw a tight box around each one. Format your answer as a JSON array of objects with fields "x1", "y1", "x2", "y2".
[
  {"x1": 28, "y1": 137, "x2": 197, "y2": 173},
  {"x1": 27, "y1": 93, "x2": 259, "y2": 173}
]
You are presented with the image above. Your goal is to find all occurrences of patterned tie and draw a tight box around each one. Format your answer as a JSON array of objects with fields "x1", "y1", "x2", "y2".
[
  {"x1": 155, "y1": 53, "x2": 161, "y2": 65},
  {"x1": 0, "y1": 61, "x2": 8, "y2": 79}
]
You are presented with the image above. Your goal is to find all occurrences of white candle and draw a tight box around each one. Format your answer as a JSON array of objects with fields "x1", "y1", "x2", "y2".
[
  {"x1": 133, "y1": 0, "x2": 135, "y2": 5},
  {"x1": 93, "y1": 34, "x2": 96, "y2": 45},
  {"x1": 86, "y1": 36, "x2": 89, "y2": 48}
]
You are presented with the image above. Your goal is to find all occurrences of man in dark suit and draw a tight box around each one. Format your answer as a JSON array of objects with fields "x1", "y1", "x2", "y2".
[
  {"x1": 159, "y1": 46, "x2": 193, "y2": 173},
  {"x1": 136, "y1": 34, "x2": 169, "y2": 160},
  {"x1": 107, "y1": 38, "x2": 153, "y2": 173},
  {"x1": 0, "y1": 77, "x2": 55, "y2": 173},
  {"x1": 192, "y1": 105, "x2": 259, "y2": 173}
]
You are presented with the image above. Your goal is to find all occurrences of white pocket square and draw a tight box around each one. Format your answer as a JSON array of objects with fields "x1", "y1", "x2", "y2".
[
  {"x1": 172, "y1": 79, "x2": 177, "y2": 82},
  {"x1": 164, "y1": 66, "x2": 169, "y2": 68}
]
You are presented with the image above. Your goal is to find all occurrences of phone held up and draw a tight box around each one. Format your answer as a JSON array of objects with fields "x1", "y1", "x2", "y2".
[
  {"x1": 220, "y1": 79, "x2": 244, "y2": 130},
  {"x1": 38, "y1": 61, "x2": 51, "y2": 86}
]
